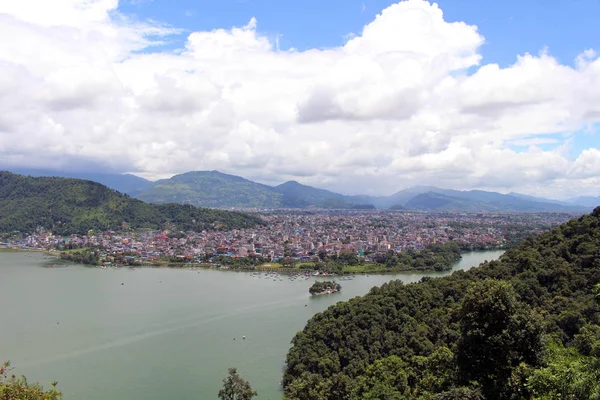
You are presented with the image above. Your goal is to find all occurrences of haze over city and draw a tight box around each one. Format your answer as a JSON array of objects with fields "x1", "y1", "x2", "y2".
[{"x1": 1, "y1": 0, "x2": 599, "y2": 198}]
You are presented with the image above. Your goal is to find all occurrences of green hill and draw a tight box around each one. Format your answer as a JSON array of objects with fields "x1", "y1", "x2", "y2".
[
  {"x1": 0, "y1": 172, "x2": 263, "y2": 235},
  {"x1": 136, "y1": 170, "x2": 284, "y2": 208},
  {"x1": 6, "y1": 168, "x2": 153, "y2": 196},
  {"x1": 275, "y1": 181, "x2": 354, "y2": 208},
  {"x1": 284, "y1": 207, "x2": 600, "y2": 399},
  {"x1": 405, "y1": 191, "x2": 489, "y2": 211},
  {"x1": 136, "y1": 172, "x2": 377, "y2": 209}
]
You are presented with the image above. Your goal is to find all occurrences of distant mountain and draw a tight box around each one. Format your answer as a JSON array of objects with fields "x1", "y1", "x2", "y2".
[
  {"x1": 0, "y1": 172, "x2": 263, "y2": 235},
  {"x1": 434, "y1": 189, "x2": 577, "y2": 212},
  {"x1": 507, "y1": 192, "x2": 568, "y2": 205},
  {"x1": 20, "y1": 167, "x2": 588, "y2": 212},
  {"x1": 374, "y1": 186, "x2": 439, "y2": 208},
  {"x1": 567, "y1": 196, "x2": 600, "y2": 208},
  {"x1": 274, "y1": 181, "x2": 369, "y2": 208},
  {"x1": 136, "y1": 172, "x2": 374, "y2": 209},
  {"x1": 136, "y1": 171, "x2": 285, "y2": 209},
  {"x1": 401, "y1": 189, "x2": 588, "y2": 212},
  {"x1": 275, "y1": 180, "x2": 343, "y2": 203},
  {"x1": 6, "y1": 168, "x2": 153, "y2": 196},
  {"x1": 134, "y1": 171, "x2": 591, "y2": 212},
  {"x1": 404, "y1": 192, "x2": 486, "y2": 211}
]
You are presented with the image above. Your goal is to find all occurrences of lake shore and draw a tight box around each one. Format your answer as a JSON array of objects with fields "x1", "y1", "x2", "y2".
[
  {"x1": 1, "y1": 245, "x2": 504, "y2": 277},
  {"x1": 0, "y1": 246, "x2": 56, "y2": 256}
]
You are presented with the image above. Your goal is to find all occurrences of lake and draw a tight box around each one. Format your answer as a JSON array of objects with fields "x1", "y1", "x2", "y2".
[{"x1": 0, "y1": 250, "x2": 504, "y2": 399}]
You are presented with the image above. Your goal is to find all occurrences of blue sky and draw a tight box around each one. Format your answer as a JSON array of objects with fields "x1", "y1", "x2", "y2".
[{"x1": 122, "y1": 0, "x2": 600, "y2": 68}]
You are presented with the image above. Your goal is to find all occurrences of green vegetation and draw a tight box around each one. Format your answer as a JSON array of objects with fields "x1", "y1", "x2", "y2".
[
  {"x1": 59, "y1": 249, "x2": 100, "y2": 265},
  {"x1": 282, "y1": 241, "x2": 462, "y2": 275},
  {"x1": 136, "y1": 171, "x2": 374, "y2": 209},
  {"x1": 218, "y1": 368, "x2": 257, "y2": 400},
  {"x1": 137, "y1": 170, "x2": 284, "y2": 208},
  {"x1": 309, "y1": 281, "x2": 341, "y2": 295},
  {"x1": 527, "y1": 341, "x2": 600, "y2": 399},
  {"x1": 1, "y1": 361, "x2": 61, "y2": 400},
  {"x1": 283, "y1": 207, "x2": 600, "y2": 399},
  {"x1": 366, "y1": 241, "x2": 462, "y2": 272},
  {"x1": 0, "y1": 172, "x2": 263, "y2": 235}
]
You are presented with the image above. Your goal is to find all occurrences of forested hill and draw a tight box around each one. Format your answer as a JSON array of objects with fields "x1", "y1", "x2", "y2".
[
  {"x1": 0, "y1": 172, "x2": 263, "y2": 235},
  {"x1": 284, "y1": 207, "x2": 600, "y2": 399}
]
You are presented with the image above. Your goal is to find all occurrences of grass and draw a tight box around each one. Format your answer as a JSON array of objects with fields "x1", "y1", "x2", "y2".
[
  {"x1": 342, "y1": 263, "x2": 387, "y2": 274},
  {"x1": 259, "y1": 262, "x2": 283, "y2": 269},
  {"x1": 60, "y1": 247, "x2": 91, "y2": 254}
]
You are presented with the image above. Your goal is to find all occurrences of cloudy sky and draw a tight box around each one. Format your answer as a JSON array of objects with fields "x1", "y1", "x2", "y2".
[{"x1": 1, "y1": 0, "x2": 599, "y2": 198}]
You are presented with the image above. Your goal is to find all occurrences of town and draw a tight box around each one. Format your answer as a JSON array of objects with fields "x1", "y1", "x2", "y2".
[{"x1": 2, "y1": 210, "x2": 578, "y2": 267}]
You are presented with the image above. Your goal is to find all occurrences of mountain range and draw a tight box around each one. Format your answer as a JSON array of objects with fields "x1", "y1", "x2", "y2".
[{"x1": 5, "y1": 169, "x2": 598, "y2": 212}]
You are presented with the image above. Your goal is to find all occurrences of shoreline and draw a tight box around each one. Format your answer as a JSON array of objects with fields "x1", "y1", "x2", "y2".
[
  {"x1": 311, "y1": 289, "x2": 340, "y2": 296},
  {"x1": 2, "y1": 247, "x2": 504, "y2": 276},
  {"x1": 0, "y1": 246, "x2": 57, "y2": 257}
]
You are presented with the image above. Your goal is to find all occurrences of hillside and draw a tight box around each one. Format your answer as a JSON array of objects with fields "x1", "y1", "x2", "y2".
[
  {"x1": 274, "y1": 181, "x2": 369, "y2": 208},
  {"x1": 382, "y1": 186, "x2": 587, "y2": 212},
  {"x1": 136, "y1": 171, "x2": 284, "y2": 208},
  {"x1": 0, "y1": 172, "x2": 263, "y2": 235},
  {"x1": 404, "y1": 191, "x2": 487, "y2": 211},
  {"x1": 284, "y1": 207, "x2": 600, "y2": 399},
  {"x1": 568, "y1": 195, "x2": 600, "y2": 208},
  {"x1": 7, "y1": 168, "x2": 153, "y2": 196},
  {"x1": 136, "y1": 172, "x2": 372, "y2": 209}
]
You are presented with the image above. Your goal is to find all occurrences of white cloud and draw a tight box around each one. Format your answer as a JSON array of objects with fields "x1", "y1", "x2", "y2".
[
  {"x1": 569, "y1": 148, "x2": 600, "y2": 179},
  {"x1": 0, "y1": 0, "x2": 599, "y2": 198}
]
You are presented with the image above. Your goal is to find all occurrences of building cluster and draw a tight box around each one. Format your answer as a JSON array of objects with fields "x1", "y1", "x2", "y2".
[{"x1": 5, "y1": 211, "x2": 577, "y2": 263}]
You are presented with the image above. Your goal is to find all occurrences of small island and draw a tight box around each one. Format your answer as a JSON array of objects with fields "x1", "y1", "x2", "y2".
[{"x1": 309, "y1": 280, "x2": 341, "y2": 296}]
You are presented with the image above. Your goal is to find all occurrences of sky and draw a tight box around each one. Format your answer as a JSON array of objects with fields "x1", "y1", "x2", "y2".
[{"x1": 0, "y1": 0, "x2": 599, "y2": 198}]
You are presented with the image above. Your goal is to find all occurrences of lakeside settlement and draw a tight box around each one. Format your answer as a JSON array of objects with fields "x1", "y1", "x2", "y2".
[{"x1": 2, "y1": 210, "x2": 575, "y2": 273}]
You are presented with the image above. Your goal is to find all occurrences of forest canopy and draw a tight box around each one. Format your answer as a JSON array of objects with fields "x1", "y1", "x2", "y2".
[{"x1": 0, "y1": 172, "x2": 264, "y2": 235}]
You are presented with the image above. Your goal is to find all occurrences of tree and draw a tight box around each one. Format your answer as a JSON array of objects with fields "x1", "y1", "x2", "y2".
[
  {"x1": 594, "y1": 283, "x2": 600, "y2": 306},
  {"x1": 352, "y1": 356, "x2": 409, "y2": 399},
  {"x1": 457, "y1": 280, "x2": 544, "y2": 399},
  {"x1": 527, "y1": 342, "x2": 600, "y2": 399},
  {"x1": 317, "y1": 249, "x2": 328, "y2": 261},
  {"x1": 338, "y1": 250, "x2": 359, "y2": 266},
  {"x1": 218, "y1": 368, "x2": 257, "y2": 400},
  {"x1": 0, "y1": 361, "x2": 62, "y2": 400}
]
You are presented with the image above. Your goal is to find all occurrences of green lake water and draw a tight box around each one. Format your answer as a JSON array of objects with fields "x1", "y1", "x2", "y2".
[{"x1": 0, "y1": 250, "x2": 504, "y2": 399}]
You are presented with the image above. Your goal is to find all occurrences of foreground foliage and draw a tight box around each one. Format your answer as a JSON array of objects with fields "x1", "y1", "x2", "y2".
[
  {"x1": 218, "y1": 368, "x2": 257, "y2": 400},
  {"x1": 284, "y1": 207, "x2": 600, "y2": 399},
  {"x1": 0, "y1": 172, "x2": 263, "y2": 235},
  {"x1": 0, "y1": 362, "x2": 61, "y2": 400}
]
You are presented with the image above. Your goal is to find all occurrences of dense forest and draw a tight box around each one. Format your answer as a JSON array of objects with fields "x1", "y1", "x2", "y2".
[
  {"x1": 284, "y1": 207, "x2": 600, "y2": 399},
  {"x1": 0, "y1": 172, "x2": 264, "y2": 235}
]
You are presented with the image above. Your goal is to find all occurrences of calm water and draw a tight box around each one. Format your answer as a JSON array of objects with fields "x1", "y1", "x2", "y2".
[{"x1": 0, "y1": 250, "x2": 503, "y2": 399}]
